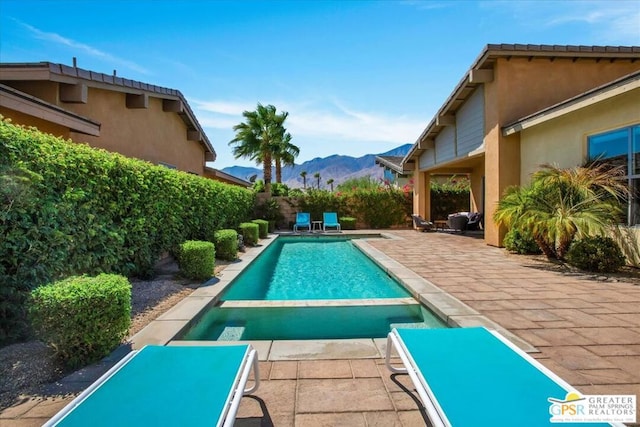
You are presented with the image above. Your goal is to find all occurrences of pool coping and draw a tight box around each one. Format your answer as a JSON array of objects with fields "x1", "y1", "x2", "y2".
[{"x1": 129, "y1": 232, "x2": 537, "y2": 360}]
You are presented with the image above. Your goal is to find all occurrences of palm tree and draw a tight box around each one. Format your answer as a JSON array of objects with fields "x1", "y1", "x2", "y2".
[
  {"x1": 314, "y1": 172, "x2": 321, "y2": 189},
  {"x1": 228, "y1": 103, "x2": 288, "y2": 194},
  {"x1": 273, "y1": 132, "x2": 299, "y2": 184},
  {"x1": 494, "y1": 163, "x2": 627, "y2": 259},
  {"x1": 300, "y1": 171, "x2": 307, "y2": 189},
  {"x1": 327, "y1": 178, "x2": 335, "y2": 192}
]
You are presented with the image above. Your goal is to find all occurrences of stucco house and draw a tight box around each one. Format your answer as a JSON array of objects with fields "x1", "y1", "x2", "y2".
[
  {"x1": 0, "y1": 61, "x2": 250, "y2": 187},
  {"x1": 400, "y1": 44, "x2": 640, "y2": 247}
]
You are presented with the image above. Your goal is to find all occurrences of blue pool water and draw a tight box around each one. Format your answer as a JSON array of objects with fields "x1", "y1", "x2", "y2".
[
  {"x1": 222, "y1": 236, "x2": 410, "y2": 300},
  {"x1": 180, "y1": 304, "x2": 446, "y2": 341}
]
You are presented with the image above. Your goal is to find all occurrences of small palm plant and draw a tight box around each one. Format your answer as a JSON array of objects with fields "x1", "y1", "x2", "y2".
[
  {"x1": 300, "y1": 171, "x2": 307, "y2": 189},
  {"x1": 327, "y1": 178, "x2": 335, "y2": 192},
  {"x1": 494, "y1": 163, "x2": 627, "y2": 260}
]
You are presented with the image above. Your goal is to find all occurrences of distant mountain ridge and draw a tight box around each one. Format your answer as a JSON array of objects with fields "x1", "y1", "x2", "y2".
[{"x1": 221, "y1": 143, "x2": 412, "y2": 188}]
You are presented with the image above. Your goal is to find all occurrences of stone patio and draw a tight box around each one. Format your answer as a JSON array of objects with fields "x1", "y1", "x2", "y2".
[{"x1": 2, "y1": 230, "x2": 639, "y2": 426}]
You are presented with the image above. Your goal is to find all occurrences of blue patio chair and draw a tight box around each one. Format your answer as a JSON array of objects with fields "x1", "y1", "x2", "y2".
[
  {"x1": 386, "y1": 327, "x2": 622, "y2": 427},
  {"x1": 45, "y1": 345, "x2": 260, "y2": 427},
  {"x1": 293, "y1": 212, "x2": 311, "y2": 232},
  {"x1": 322, "y1": 212, "x2": 341, "y2": 232}
]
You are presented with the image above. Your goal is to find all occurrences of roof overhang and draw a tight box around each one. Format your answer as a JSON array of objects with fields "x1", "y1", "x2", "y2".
[
  {"x1": 401, "y1": 44, "x2": 640, "y2": 168},
  {"x1": 502, "y1": 71, "x2": 640, "y2": 136},
  {"x1": 0, "y1": 62, "x2": 216, "y2": 160},
  {"x1": 204, "y1": 167, "x2": 252, "y2": 187},
  {"x1": 0, "y1": 83, "x2": 100, "y2": 136},
  {"x1": 375, "y1": 156, "x2": 412, "y2": 174}
]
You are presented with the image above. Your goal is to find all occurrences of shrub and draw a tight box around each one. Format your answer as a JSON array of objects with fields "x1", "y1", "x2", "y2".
[
  {"x1": 29, "y1": 274, "x2": 131, "y2": 368},
  {"x1": 238, "y1": 222, "x2": 259, "y2": 246},
  {"x1": 252, "y1": 219, "x2": 269, "y2": 238},
  {"x1": 214, "y1": 229, "x2": 238, "y2": 261},
  {"x1": 341, "y1": 217, "x2": 357, "y2": 230},
  {"x1": 566, "y1": 236, "x2": 626, "y2": 273},
  {"x1": 0, "y1": 119, "x2": 254, "y2": 343},
  {"x1": 177, "y1": 241, "x2": 215, "y2": 280},
  {"x1": 503, "y1": 228, "x2": 542, "y2": 255},
  {"x1": 430, "y1": 177, "x2": 470, "y2": 220}
]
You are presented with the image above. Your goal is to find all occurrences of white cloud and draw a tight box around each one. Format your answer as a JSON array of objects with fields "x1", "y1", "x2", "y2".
[
  {"x1": 17, "y1": 20, "x2": 150, "y2": 74},
  {"x1": 481, "y1": 1, "x2": 640, "y2": 43},
  {"x1": 191, "y1": 97, "x2": 425, "y2": 145}
]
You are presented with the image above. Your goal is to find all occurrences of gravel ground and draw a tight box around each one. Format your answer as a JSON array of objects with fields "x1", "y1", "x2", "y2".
[{"x1": 0, "y1": 259, "x2": 229, "y2": 411}]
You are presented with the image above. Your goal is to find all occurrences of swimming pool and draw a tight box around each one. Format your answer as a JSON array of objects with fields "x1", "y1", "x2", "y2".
[
  {"x1": 180, "y1": 302, "x2": 446, "y2": 341},
  {"x1": 178, "y1": 235, "x2": 447, "y2": 341},
  {"x1": 222, "y1": 236, "x2": 410, "y2": 300}
]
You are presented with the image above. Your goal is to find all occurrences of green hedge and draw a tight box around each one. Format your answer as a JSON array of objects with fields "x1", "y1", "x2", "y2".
[
  {"x1": 252, "y1": 219, "x2": 269, "y2": 238},
  {"x1": 29, "y1": 274, "x2": 131, "y2": 368},
  {"x1": 238, "y1": 222, "x2": 259, "y2": 246},
  {"x1": 214, "y1": 229, "x2": 238, "y2": 261},
  {"x1": 566, "y1": 236, "x2": 626, "y2": 273},
  {"x1": 178, "y1": 241, "x2": 215, "y2": 280},
  {"x1": 0, "y1": 119, "x2": 254, "y2": 344},
  {"x1": 340, "y1": 217, "x2": 357, "y2": 230}
]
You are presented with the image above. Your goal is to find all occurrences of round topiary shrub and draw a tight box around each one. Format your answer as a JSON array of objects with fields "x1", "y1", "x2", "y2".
[
  {"x1": 503, "y1": 228, "x2": 542, "y2": 255},
  {"x1": 214, "y1": 229, "x2": 238, "y2": 261},
  {"x1": 566, "y1": 236, "x2": 626, "y2": 273},
  {"x1": 29, "y1": 274, "x2": 131, "y2": 368},
  {"x1": 178, "y1": 240, "x2": 215, "y2": 280},
  {"x1": 238, "y1": 222, "x2": 259, "y2": 246}
]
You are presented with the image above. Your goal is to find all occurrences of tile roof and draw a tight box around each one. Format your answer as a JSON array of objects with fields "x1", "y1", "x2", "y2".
[{"x1": 0, "y1": 61, "x2": 215, "y2": 159}]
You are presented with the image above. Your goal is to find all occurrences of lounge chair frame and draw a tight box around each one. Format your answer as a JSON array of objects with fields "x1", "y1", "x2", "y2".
[
  {"x1": 322, "y1": 212, "x2": 341, "y2": 232},
  {"x1": 293, "y1": 212, "x2": 311, "y2": 233},
  {"x1": 45, "y1": 345, "x2": 260, "y2": 427},
  {"x1": 385, "y1": 328, "x2": 624, "y2": 427}
]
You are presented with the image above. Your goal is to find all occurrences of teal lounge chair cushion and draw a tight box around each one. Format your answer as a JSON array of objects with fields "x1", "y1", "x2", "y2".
[
  {"x1": 54, "y1": 345, "x2": 251, "y2": 426},
  {"x1": 395, "y1": 328, "x2": 611, "y2": 427}
]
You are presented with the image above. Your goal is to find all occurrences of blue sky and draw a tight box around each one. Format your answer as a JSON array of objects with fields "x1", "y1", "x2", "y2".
[{"x1": 1, "y1": 0, "x2": 639, "y2": 169}]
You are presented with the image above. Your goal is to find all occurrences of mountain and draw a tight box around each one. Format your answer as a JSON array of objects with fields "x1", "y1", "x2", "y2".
[{"x1": 221, "y1": 143, "x2": 412, "y2": 188}]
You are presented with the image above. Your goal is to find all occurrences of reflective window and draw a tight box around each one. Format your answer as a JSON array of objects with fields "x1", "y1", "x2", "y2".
[{"x1": 588, "y1": 124, "x2": 640, "y2": 226}]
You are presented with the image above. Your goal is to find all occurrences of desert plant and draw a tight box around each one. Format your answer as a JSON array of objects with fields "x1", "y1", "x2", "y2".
[
  {"x1": 177, "y1": 240, "x2": 215, "y2": 280},
  {"x1": 29, "y1": 274, "x2": 131, "y2": 368},
  {"x1": 566, "y1": 236, "x2": 626, "y2": 273},
  {"x1": 494, "y1": 163, "x2": 627, "y2": 259},
  {"x1": 238, "y1": 222, "x2": 259, "y2": 246},
  {"x1": 213, "y1": 229, "x2": 238, "y2": 261}
]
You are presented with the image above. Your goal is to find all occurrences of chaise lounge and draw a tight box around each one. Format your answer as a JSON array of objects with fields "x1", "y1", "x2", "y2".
[
  {"x1": 45, "y1": 344, "x2": 260, "y2": 427},
  {"x1": 293, "y1": 212, "x2": 311, "y2": 232},
  {"x1": 322, "y1": 212, "x2": 341, "y2": 232},
  {"x1": 386, "y1": 327, "x2": 622, "y2": 427},
  {"x1": 411, "y1": 214, "x2": 434, "y2": 232}
]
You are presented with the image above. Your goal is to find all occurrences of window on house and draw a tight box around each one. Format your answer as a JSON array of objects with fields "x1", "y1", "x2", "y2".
[{"x1": 588, "y1": 124, "x2": 640, "y2": 226}]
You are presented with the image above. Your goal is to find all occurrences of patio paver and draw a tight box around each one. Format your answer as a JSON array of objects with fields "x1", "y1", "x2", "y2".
[{"x1": 2, "y1": 230, "x2": 639, "y2": 426}]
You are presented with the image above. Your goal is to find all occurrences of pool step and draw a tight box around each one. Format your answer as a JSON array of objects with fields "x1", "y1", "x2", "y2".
[{"x1": 218, "y1": 324, "x2": 246, "y2": 341}]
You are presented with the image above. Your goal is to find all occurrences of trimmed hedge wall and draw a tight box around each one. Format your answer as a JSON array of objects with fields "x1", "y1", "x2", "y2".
[
  {"x1": 29, "y1": 274, "x2": 131, "y2": 368},
  {"x1": 0, "y1": 119, "x2": 254, "y2": 344}
]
